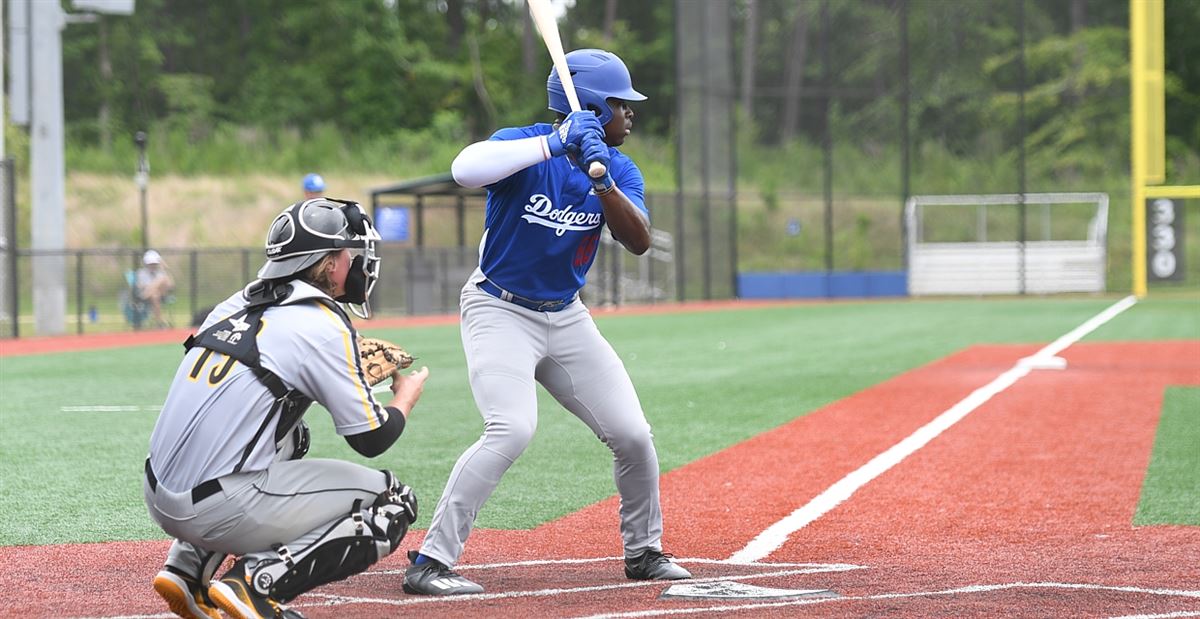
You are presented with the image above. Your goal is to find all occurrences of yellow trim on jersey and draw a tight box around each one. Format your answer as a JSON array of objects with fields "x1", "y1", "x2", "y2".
[{"x1": 317, "y1": 303, "x2": 379, "y2": 430}]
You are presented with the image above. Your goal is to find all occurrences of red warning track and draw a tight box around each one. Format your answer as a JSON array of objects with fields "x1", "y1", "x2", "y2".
[
  {"x1": 1, "y1": 341, "x2": 1197, "y2": 618},
  {"x1": 0, "y1": 299, "x2": 833, "y2": 357}
]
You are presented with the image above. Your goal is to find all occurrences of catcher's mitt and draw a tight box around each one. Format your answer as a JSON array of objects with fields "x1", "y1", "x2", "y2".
[{"x1": 358, "y1": 336, "x2": 415, "y2": 386}]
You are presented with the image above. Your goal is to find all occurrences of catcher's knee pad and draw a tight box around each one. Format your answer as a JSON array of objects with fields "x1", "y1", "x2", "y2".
[{"x1": 249, "y1": 474, "x2": 417, "y2": 603}]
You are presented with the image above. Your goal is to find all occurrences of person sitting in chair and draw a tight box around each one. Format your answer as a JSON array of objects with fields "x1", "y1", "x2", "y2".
[{"x1": 137, "y1": 250, "x2": 175, "y2": 329}]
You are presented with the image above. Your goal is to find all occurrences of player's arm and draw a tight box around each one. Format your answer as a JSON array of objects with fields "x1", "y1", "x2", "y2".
[
  {"x1": 298, "y1": 326, "x2": 422, "y2": 457},
  {"x1": 344, "y1": 367, "x2": 428, "y2": 457},
  {"x1": 596, "y1": 188, "x2": 650, "y2": 255},
  {"x1": 451, "y1": 112, "x2": 603, "y2": 188},
  {"x1": 581, "y1": 134, "x2": 651, "y2": 255}
]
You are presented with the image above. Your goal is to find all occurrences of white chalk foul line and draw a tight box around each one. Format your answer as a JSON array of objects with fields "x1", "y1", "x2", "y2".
[
  {"x1": 69, "y1": 580, "x2": 1200, "y2": 619},
  {"x1": 59, "y1": 405, "x2": 162, "y2": 413},
  {"x1": 573, "y1": 581, "x2": 1200, "y2": 619},
  {"x1": 728, "y1": 295, "x2": 1139, "y2": 564}
]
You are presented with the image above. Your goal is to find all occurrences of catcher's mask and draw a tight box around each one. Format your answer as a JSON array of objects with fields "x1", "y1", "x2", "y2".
[{"x1": 258, "y1": 198, "x2": 381, "y2": 318}]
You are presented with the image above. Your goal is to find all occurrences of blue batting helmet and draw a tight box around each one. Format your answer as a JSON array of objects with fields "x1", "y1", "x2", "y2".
[
  {"x1": 547, "y1": 49, "x2": 646, "y2": 126},
  {"x1": 302, "y1": 173, "x2": 325, "y2": 193}
]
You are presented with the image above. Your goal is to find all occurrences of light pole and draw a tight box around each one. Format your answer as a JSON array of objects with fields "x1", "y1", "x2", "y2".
[{"x1": 134, "y1": 130, "x2": 149, "y2": 250}]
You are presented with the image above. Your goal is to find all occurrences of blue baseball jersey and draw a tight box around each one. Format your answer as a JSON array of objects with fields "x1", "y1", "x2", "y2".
[{"x1": 479, "y1": 123, "x2": 647, "y2": 301}]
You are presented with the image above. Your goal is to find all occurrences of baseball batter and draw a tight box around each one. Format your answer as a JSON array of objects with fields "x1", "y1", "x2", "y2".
[
  {"x1": 144, "y1": 198, "x2": 428, "y2": 619},
  {"x1": 403, "y1": 49, "x2": 691, "y2": 596}
]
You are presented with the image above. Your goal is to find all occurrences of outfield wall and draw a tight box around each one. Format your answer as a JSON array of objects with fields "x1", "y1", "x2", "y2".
[{"x1": 738, "y1": 271, "x2": 908, "y2": 299}]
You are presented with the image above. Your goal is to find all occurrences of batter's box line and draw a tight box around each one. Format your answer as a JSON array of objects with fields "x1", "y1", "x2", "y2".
[
  {"x1": 304, "y1": 565, "x2": 865, "y2": 609},
  {"x1": 362, "y1": 556, "x2": 865, "y2": 575},
  {"x1": 569, "y1": 582, "x2": 1200, "y2": 619}
]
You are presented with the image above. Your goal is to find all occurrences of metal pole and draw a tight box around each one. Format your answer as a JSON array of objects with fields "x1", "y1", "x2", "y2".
[
  {"x1": 440, "y1": 248, "x2": 449, "y2": 312},
  {"x1": 415, "y1": 195, "x2": 425, "y2": 248},
  {"x1": 674, "y1": 0, "x2": 686, "y2": 302},
  {"x1": 5, "y1": 159, "x2": 18, "y2": 338},
  {"x1": 646, "y1": 194, "x2": 656, "y2": 303},
  {"x1": 30, "y1": 0, "x2": 68, "y2": 335},
  {"x1": 75, "y1": 251, "x2": 83, "y2": 334},
  {"x1": 1017, "y1": 0, "x2": 1027, "y2": 295},
  {"x1": 135, "y1": 130, "x2": 149, "y2": 250},
  {"x1": 700, "y1": 2, "x2": 712, "y2": 301},
  {"x1": 189, "y1": 250, "x2": 198, "y2": 318},
  {"x1": 728, "y1": 0, "x2": 739, "y2": 299},
  {"x1": 406, "y1": 250, "x2": 415, "y2": 316},
  {"x1": 899, "y1": 0, "x2": 911, "y2": 272},
  {"x1": 456, "y1": 195, "x2": 466, "y2": 248},
  {"x1": 822, "y1": 0, "x2": 833, "y2": 276}
]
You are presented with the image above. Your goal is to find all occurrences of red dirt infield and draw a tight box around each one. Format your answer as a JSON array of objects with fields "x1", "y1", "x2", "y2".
[{"x1": 1, "y1": 340, "x2": 1197, "y2": 617}]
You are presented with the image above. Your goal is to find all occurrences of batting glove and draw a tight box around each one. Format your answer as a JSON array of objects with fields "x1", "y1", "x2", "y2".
[
  {"x1": 580, "y1": 132, "x2": 614, "y2": 194},
  {"x1": 546, "y1": 110, "x2": 603, "y2": 158}
]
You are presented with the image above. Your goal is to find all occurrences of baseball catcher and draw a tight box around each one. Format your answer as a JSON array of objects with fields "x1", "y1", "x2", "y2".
[{"x1": 143, "y1": 198, "x2": 430, "y2": 619}]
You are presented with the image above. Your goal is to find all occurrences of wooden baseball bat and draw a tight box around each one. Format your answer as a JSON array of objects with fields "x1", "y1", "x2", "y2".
[{"x1": 526, "y1": 0, "x2": 607, "y2": 179}]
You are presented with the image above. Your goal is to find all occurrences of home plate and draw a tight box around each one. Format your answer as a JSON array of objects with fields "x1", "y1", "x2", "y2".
[
  {"x1": 1017, "y1": 355, "x2": 1068, "y2": 370},
  {"x1": 660, "y1": 581, "x2": 839, "y2": 600}
]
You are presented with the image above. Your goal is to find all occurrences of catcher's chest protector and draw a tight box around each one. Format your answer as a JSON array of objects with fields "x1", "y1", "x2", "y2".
[{"x1": 183, "y1": 282, "x2": 347, "y2": 452}]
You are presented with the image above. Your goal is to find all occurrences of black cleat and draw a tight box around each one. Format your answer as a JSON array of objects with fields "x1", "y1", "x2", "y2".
[
  {"x1": 624, "y1": 550, "x2": 692, "y2": 580},
  {"x1": 402, "y1": 550, "x2": 484, "y2": 595}
]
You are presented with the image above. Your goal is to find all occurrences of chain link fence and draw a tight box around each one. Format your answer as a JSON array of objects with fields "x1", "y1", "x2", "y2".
[
  {"x1": 4, "y1": 1, "x2": 1196, "y2": 337},
  {"x1": 677, "y1": 0, "x2": 1166, "y2": 295}
]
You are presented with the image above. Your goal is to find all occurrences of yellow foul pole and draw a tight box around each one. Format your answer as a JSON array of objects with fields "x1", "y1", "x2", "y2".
[{"x1": 1130, "y1": 0, "x2": 1164, "y2": 298}]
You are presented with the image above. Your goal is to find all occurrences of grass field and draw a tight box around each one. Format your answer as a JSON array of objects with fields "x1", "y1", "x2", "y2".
[{"x1": 1, "y1": 294, "x2": 1196, "y2": 547}]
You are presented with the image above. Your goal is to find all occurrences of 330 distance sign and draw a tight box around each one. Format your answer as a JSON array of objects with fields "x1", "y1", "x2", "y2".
[{"x1": 1147, "y1": 198, "x2": 1185, "y2": 282}]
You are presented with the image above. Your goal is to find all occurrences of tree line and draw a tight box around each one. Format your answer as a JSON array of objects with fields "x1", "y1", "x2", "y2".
[{"x1": 54, "y1": 0, "x2": 1200, "y2": 183}]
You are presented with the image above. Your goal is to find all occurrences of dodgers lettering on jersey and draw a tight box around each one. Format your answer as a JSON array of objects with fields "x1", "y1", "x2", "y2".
[{"x1": 479, "y1": 123, "x2": 648, "y2": 301}]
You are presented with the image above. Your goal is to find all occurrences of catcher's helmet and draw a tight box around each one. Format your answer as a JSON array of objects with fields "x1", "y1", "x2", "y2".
[
  {"x1": 547, "y1": 49, "x2": 646, "y2": 126},
  {"x1": 258, "y1": 198, "x2": 381, "y2": 316},
  {"x1": 302, "y1": 173, "x2": 325, "y2": 194}
]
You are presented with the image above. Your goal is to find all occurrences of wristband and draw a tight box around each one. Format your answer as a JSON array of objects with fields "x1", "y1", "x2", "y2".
[{"x1": 592, "y1": 174, "x2": 615, "y2": 195}]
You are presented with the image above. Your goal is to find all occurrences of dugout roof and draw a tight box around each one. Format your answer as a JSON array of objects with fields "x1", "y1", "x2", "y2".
[{"x1": 369, "y1": 172, "x2": 485, "y2": 247}]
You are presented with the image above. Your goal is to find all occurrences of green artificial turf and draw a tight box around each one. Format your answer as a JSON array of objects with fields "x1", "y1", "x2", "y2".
[
  {"x1": 1134, "y1": 387, "x2": 1200, "y2": 526},
  {"x1": 1, "y1": 294, "x2": 1195, "y2": 545}
]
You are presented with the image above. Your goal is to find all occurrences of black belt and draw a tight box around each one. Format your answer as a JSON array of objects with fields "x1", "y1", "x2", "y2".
[
  {"x1": 145, "y1": 459, "x2": 223, "y2": 503},
  {"x1": 478, "y1": 280, "x2": 575, "y2": 313}
]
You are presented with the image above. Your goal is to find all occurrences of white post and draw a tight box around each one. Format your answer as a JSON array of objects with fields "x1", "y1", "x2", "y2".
[
  {"x1": 31, "y1": 0, "x2": 67, "y2": 334},
  {"x1": 0, "y1": 3, "x2": 8, "y2": 324}
]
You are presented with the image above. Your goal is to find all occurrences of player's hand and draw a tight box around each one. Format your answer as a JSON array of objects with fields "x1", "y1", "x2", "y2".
[
  {"x1": 580, "y1": 132, "x2": 614, "y2": 192},
  {"x1": 389, "y1": 366, "x2": 429, "y2": 417},
  {"x1": 546, "y1": 110, "x2": 603, "y2": 158}
]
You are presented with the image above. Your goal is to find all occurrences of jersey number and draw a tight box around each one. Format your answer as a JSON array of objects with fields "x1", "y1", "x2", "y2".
[
  {"x1": 574, "y1": 232, "x2": 601, "y2": 267},
  {"x1": 189, "y1": 349, "x2": 238, "y2": 386}
]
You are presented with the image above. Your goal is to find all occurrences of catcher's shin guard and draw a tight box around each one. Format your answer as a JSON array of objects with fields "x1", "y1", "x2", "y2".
[{"x1": 247, "y1": 473, "x2": 417, "y2": 603}]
